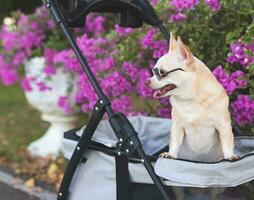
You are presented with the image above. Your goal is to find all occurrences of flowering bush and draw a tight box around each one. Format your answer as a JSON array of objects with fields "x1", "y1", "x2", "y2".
[
  {"x1": 0, "y1": 6, "x2": 67, "y2": 87},
  {"x1": 0, "y1": 1, "x2": 253, "y2": 132}
]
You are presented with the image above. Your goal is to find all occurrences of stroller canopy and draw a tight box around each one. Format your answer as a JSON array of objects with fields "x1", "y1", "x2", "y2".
[{"x1": 57, "y1": 0, "x2": 161, "y2": 28}]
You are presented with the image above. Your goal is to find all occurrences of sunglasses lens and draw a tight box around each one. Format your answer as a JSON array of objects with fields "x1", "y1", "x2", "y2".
[{"x1": 156, "y1": 74, "x2": 161, "y2": 81}]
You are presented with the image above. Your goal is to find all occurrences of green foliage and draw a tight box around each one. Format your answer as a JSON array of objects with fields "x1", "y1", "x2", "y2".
[
  {"x1": 44, "y1": 28, "x2": 70, "y2": 51},
  {"x1": 0, "y1": 0, "x2": 40, "y2": 22},
  {"x1": 156, "y1": 0, "x2": 254, "y2": 69}
]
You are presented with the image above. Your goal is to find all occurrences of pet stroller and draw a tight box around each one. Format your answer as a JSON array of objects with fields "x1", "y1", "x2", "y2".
[{"x1": 43, "y1": 1, "x2": 254, "y2": 199}]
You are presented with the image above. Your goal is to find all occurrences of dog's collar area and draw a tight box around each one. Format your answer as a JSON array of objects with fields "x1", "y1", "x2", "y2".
[{"x1": 152, "y1": 68, "x2": 184, "y2": 80}]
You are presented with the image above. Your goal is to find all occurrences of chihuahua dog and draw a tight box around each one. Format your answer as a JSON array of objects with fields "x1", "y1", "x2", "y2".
[
  {"x1": 146, "y1": 33, "x2": 238, "y2": 200},
  {"x1": 146, "y1": 33, "x2": 238, "y2": 162}
]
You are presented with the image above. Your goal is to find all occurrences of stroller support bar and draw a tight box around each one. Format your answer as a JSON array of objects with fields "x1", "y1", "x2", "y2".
[
  {"x1": 46, "y1": 0, "x2": 172, "y2": 200},
  {"x1": 45, "y1": 0, "x2": 171, "y2": 200},
  {"x1": 58, "y1": 99, "x2": 107, "y2": 200},
  {"x1": 44, "y1": 2, "x2": 247, "y2": 199}
]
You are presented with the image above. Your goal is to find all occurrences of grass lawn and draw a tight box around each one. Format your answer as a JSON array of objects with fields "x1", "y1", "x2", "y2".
[
  {"x1": 0, "y1": 85, "x2": 65, "y2": 190},
  {"x1": 0, "y1": 85, "x2": 48, "y2": 161}
]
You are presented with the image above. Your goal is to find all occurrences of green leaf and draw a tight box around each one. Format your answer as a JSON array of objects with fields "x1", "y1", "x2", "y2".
[
  {"x1": 249, "y1": 63, "x2": 254, "y2": 75},
  {"x1": 226, "y1": 32, "x2": 237, "y2": 43},
  {"x1": 245, "y1": 49, "x2": 253, "y2": 57},
  {"x1": 250, "y1": 88, "x2": 254, "y2": 99},
  {"x1": 249, "y1": 80, "x2": 254, "y2": 88}
]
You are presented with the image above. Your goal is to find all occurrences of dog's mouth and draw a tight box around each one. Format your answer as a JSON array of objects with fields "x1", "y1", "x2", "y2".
[{"x1": 153, "y1": 84, "x2": 176, "y2": 98}]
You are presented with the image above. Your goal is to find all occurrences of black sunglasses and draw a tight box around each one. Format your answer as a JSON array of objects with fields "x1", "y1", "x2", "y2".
[{"x1": 150, "y1": 68, "x2": 184, "y2": 80}]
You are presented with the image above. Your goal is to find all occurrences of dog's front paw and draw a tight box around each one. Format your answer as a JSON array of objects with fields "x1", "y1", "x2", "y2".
[
  {"x1": 159, "y1": 152, "x2": 176, "y2": 159},
  {"x1": 224, "y1": 153, "x2": 240, "y2": 161}
]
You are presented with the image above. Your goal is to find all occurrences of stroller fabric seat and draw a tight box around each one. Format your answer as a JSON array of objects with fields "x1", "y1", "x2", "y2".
[
  {"x1": 62, "y1": 116, "x2": 254, "y2": 200},
  {"x1": 155, "y1": 137, "x2": 254, "y2": 187}
]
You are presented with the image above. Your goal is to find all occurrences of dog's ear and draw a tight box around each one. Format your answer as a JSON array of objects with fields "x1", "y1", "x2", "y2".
[
  {"x1": 169, "y1": 32, "x2": 177, "y2": 52},
  {"x1": 176, "y1": 36, "x2": 194, "y2": 65}
]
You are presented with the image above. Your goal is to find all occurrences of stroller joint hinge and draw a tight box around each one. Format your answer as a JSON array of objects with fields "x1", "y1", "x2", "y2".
[
  {"x1": 93, "y1": 97, "x2": 111, "y2": 112},
  {"x1": 116, "y1": 136, "x2": 141, "y2": 158}
]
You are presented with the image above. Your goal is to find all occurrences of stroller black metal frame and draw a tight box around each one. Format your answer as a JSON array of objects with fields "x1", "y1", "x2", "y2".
[{"x1": 44, "y1": 0, "x2": 172, "y2": 199}]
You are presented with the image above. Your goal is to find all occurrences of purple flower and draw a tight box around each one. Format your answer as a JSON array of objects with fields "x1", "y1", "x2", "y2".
[
  {"x1": 151, "y1": 0, "x2": 159, "y2": 6},
  {"x1": 101, "y1": 70, "x2": 132, "y2": 97},
  {"x1": 213, "y1": 65, "x2": 246, "y2": 95},
  {"x1": 115, "y1": 25, "x2": 134, "y2": 36},
  {"x1": 0, "y1": 55, "x2": 6, "y2": 69},
  {"x1": 47, "y1": 20, "x2": 55, "y2": 29},
  {"x1": 136, "y1": 69, "x2": 153, "y2": 98},
  {"x1": 159, "y1": 98, "x2": 170, "y2": 106},
  {"x1": 44, "y1": 48, "x2": 57, "y2": 63},
  {"x1": 30, "y1": 22, "x2": 40, "y2": 30},
  {"x1": 246, "y1": 44, "x2": 254, "y2": 54},
  {"x1": 2, "y1": 31, "x2": 17, "y2": 51},
  {"x1": 99, "y1": 57, "x2": 115, "y2": 71},
  {"x1": 19, "y1": 31, "x2": 44, "y2": 49},
  {"x1": 0, "y1": 69, "x2": 18, "y2": 85},
  {"x1": 13, "y1": 52, "x2": 26, "y2": 66},
  {"x1": 76, "y1": 74, "x2": 98, "y2": 111},
  {"x1": 153, "y1": 41, "x2": 167, "y2": 57},
  {"x1": 17, "y1": 14, "x2": 29, "y2": 27},
  {"x1": 204, "y1": 0, "x2": 221, "y2": 11},
  {"x1": 36, "y1": 82, "x2": 51, "y2": 92},
  {"x1": 44, "y1": 65, "x2": 56, "y2": 76},
  {"x1": 53, "y1": 49, "x2": 82, "y2": 74},
  {"x1": 157, "y1": 108, "x2": 172, "y2": 118},
  {"x1": 141, "y1": 28, "x2": 168, "y2": 58},
  {"x1": 227, "y1": 41, "x2": 253, "y2": 68},
  {"x1": 231, "y1": 42, "x2": 244, "y2": 54},
  {"x1": 57, "y1": 96, "x2": 72, "y2": 114},
  {"x1": 171, "y1": 0, "x2": 199, "y2": 11},
  {"x1": 141, "y1": 28, "x2": 157, "y2": 49},
  {"x1": 212, "y1": 65, "x2": 228, "y2": 81},
  {"x1": 227, "y1": 55, "x2": 238, "y2": 63},
  {"x1": 231, "y1": 71, "x2": 244, "y2": 79},
  {"x1": 170, "y1": 13, "x2": 187, "y2": 22},
  {"x1": 231, "y1": 95, "x2": 254, "y2": 125},
  {"x1": 112, "y1": 96, "x2": 132, "y2": 113},
  {"x1": 122, "y1": 61, "x2": 138, "y2": 80},
  {"x1": 85, "y1": 14, "x2": 105, "y2": 35},
  {"x1": 21, "y1": 78, "x2": 32, "y2": 92}
]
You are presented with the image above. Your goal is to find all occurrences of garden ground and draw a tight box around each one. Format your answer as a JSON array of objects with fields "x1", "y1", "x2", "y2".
[
  {"x1": 0, "y1": 182, "x2": 38, "y2": 200},
  {"x1": 0, "y1": 85, "x2": 65, "y2": 191}
]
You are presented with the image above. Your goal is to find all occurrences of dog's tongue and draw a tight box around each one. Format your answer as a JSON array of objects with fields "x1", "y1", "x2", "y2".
[
  {"x1": 153, "y1": 90, "x2": 159, "y2": 99},
  {"x1": 153, "y1": 89, "x2": 167, "y2": 99},
  {"x1": 153, "y1": 84, "x2": 176, "y2": 98}
]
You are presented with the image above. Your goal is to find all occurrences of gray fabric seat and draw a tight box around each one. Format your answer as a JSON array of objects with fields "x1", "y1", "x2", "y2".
[
  {"x1": 62, "y1": 116, "x2": 254, "y2": 200},
  {"x1": 155, "y1": 137, "x2": 254, "y2": 187}
]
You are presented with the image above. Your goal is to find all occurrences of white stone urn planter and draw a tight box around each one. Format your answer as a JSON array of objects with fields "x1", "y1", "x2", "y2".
[{"x1": 24, "y1": 57, "x2": 79, "y2": 158}]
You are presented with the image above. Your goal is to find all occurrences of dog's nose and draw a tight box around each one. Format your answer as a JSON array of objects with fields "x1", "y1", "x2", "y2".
[{"x1": 145, "y1": 80, "x2": 151, "y2": 86}]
